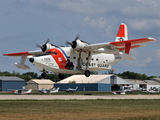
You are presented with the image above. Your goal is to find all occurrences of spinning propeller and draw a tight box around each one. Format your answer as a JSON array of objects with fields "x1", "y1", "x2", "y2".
[
  {"x1": 66, "y1": 34, "x2": 80, "y2": 48},
  {"x1": 36, "y1": 38, "x2": 50, "y2": 52}
]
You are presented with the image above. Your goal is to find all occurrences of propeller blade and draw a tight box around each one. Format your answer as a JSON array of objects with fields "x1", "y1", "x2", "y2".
[
  {"x1": 45, "y1": 38, "x2": 50, "y2": 44},
  {"x1": 74, "y1": 34, "x2": 80, "y2": 41},
  {"x1": 36, "y1": 38, "x2": 50, "y2": 52},
  {"x1": 65, "y1": 41, "x2": 72, "y2": 45},
  {"x1": 36, "y1": 44, "x2": 42, "y2": 48}
]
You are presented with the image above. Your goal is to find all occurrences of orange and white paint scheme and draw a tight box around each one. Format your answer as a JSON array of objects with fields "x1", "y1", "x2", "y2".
[{"x1": 3, "y1": 23, "x2": 156, "y2": 79}]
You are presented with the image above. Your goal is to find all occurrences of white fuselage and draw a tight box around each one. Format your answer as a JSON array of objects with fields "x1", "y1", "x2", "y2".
[{"x1": 30, "y1": 47, "x2": 125, "y2": 74}]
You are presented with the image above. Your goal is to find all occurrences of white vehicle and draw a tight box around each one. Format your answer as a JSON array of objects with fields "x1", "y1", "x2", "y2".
[
  {"x1": 3, "y1": 23, "x2": 156, "y2": 79},
  {"x1": 122, "y1": 88, "x2": 135, "y2": 92},
  {"x1": 39, "y1": 87, "x2": 59, "y2": 94},
  {"x1": 65, "y1": 86, "x2": 78, "y2": 92},
  {"x1": 12, "y1": 89, "x2": 32, "y2": 95},
  {"x1": 112, "y1": 91, "x2": 126, "y2": 95},
  {"x1": 148, "y1": 90, "x2": 160, "y2": 94}
]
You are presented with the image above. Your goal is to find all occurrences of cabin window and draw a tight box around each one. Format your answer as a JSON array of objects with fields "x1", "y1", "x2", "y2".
[
  {"x1": 86, "y1": 57, "x2": 88, "y2": 60},
  {"x1": 45, "y1": 52, "x2": 57, "y2": 55},
  {"x1": 106, "y1": 59, "x2": 108, "y2": 61},
  {"x1": 73, "y1": 57, "x2": 76, "y2": 59},
  {"x1": 96, "y1": 58, "x2": 99, "y2": 61},
  {"x1": 91, "y1": 58, "x2": 94, "y2": 61},
  {"x1": 54, "y1": 52, "x2": 57, "y2": 55}
]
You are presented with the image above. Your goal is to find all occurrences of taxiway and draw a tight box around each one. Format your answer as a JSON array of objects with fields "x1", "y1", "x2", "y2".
[{"x1": 0, "y1": 95, "x2": 160, "y2": 100}]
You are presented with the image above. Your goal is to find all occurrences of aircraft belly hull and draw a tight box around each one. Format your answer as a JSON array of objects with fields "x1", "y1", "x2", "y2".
[{"x1": 33, "y1": 62, "x2": 79, "y2": 74}]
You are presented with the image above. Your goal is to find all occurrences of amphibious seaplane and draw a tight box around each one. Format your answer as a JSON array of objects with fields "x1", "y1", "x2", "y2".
[{"x1": 3, "y1": 23, "x2": 156, "y2": 79}]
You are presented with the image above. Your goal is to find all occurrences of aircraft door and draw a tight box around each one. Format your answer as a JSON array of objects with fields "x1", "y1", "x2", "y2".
[{"x1": 97, "y1": 56, "x2": 104, "y2": 64}]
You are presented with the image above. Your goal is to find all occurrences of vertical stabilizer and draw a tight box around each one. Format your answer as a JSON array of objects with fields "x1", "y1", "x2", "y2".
[{"x1": 115, "y1": 23, "x2": 128, "y2": 41}]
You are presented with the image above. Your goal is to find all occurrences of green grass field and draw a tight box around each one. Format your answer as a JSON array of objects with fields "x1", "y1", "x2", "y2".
[{"x1": 0, "y1": 99, "x2": 160, "y2": 120}]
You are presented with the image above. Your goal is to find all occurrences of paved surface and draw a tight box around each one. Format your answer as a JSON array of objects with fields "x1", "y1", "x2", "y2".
[{"x1": 0, "y1": 95, "x2": 160, "y2": 100}]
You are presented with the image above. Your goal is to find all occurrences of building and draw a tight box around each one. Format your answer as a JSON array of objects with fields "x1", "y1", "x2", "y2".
[
  {"x1": 54, "y1": 75, "x2": 132, "y2": 91},
  {"x1": 125, "y1": 78, "x2": 160, "y2": 91},
  {"x1": 26, "y1": 79, "x2": 54, "y2": 90},
  {"x1": 126, "y1": 79, "x2": 147, "y2": 90},
  {"x1": 0, "y1": 76, "x2": 26, "y2": 91},
  {"x1": 145, "y1": 78, "x2": 160, "y2": 91}
]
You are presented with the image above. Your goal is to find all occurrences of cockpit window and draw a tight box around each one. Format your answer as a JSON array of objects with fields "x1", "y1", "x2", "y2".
[
  {"x1": 45, "y1": 52, "x2": 57, "y2": 55},
  {"x1": 54, "y1": 52, "x2": 57, "y2": 55}
]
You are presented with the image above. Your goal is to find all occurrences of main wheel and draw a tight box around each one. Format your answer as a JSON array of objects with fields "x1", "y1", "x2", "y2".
[{"x1": 85, "y1": 70, "x2": 90, "y2": 77}]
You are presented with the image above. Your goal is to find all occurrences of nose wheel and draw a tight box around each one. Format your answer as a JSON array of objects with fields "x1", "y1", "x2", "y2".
[{"x1": 85, "y1": 70, "x2": 90, "y2": 77}]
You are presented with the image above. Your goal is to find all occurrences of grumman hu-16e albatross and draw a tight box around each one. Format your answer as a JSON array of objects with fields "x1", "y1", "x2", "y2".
[{"x1": 3, "y1": 23, "x2": 156, "y2": 79}]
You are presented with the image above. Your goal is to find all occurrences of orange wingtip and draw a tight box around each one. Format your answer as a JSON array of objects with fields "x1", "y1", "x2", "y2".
[{"x1": 3, "y1": 51, "x2": 32, "y2": 56}]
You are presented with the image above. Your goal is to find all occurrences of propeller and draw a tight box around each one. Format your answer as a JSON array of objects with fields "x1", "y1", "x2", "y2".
[
  {"x1": 66, "y1": 34, "x2": 80, "y2": 48},
  {"x1": 36, "y1": 38, "x2": 50, "y2": 52}
]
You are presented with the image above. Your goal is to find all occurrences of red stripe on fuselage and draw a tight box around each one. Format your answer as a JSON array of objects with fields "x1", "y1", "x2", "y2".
[{"x1": 46, "y1": 48, "x2": 67, "y2": 69}]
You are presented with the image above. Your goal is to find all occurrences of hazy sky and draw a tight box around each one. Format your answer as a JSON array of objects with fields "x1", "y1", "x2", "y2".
[{"x1": 1, "y1": 0, "x2": 160, "y2": 76}]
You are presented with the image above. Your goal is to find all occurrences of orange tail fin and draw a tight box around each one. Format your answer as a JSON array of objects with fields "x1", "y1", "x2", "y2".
[{"x1": 115, "y1": 23, "x2": 128, "y2": 42}]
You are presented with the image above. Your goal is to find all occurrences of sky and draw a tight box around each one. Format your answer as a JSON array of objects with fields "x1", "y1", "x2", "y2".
[{"x1": 0, "y1": 0, "x2": 160, "y2": 77}]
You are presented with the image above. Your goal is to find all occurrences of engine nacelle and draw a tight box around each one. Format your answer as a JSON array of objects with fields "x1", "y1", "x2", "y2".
[
  {"x1": 43, "y1": 43, "x2": 57, "y2": 52},
  {"x1": 72, "y1": 40, "x2": 89, "y2": 49},
  {"x1": 15, "y1": 63, "x2": 30, "y2": 70}
]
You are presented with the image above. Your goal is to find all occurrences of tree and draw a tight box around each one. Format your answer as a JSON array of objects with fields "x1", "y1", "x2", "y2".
[
  {"x1": 43, "y1": 73, "x2": 60, "y2": 82},
  {"x1": 116, "y1": 71, "x2": 153, "y2": 80},
  {"x1": 20, "y1": 72, "x2": 38, "y2": 81},
  {"x1": 68, "y1": 80, "x2": 76, "y2": 84}
]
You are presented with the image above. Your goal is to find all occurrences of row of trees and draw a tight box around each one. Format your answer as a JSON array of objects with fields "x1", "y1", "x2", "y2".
[
  {"x1": 0, "y1": 71, "x2": 158, "y2": 82},
  {"x1": 0, "y1": 71, "x2": 98, "y2": 82},
  {"x1": 115, "y1": 71, "x2": 157, "y2": 80},
  {"x1": 0, "y1": 71, "x2": 61, "y2": 82}
]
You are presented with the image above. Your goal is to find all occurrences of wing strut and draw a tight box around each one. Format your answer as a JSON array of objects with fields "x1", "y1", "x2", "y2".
[
  {"x1": 85, "y1": 51, "x2": 91, "y2": 77},
  {"x1": 15, "y1": 55, "x2": 30, "y2": 70}
]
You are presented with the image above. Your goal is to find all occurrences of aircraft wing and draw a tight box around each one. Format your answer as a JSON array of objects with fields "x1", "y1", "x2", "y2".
[
  {"x1": 3, "y1": 50, "x2": 44, "y2": 70},
  {"x1": 85, "y1": 37, "x2": 156, "y2": 54},
  {"x1": 3, "y1": 50, "x2": 43, "y2": 56}
]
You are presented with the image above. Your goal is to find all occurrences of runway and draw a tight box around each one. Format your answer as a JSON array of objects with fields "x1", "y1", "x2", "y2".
[{"x1": 0, "y1": 95, "x2": 160, "y2": 100}]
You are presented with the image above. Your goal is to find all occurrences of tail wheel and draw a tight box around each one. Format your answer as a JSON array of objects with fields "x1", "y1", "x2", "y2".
[{"x1": 85, "y1": 70, "x2": 90, "y2": 77}]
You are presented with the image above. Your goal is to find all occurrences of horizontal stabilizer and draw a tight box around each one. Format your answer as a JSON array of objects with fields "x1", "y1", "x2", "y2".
[
  {"x1": 110, "y1": 37, "x2": 156, "y2": 47},
  {"x1": 110, "y1": 37, "x2": 156, "y2": 54},
  {"x1": 118, "y1": 45, "x2": 146, "y2": 52}
]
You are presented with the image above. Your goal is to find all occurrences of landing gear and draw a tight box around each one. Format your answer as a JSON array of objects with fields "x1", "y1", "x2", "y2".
[
  {"x1": 84, "y1": 51, "x2": 91, "y2": 77},
  {"x1": 85, "y1": 70, "x2": 90, "y2": 77},
  {"x1": 58, "y1": 73, "x2": 65, "y2": 79},
  {"x1": 41, "y1": 73, "x2": 47, "y2": 78},
  {"x1": 76, "y1": 52, "x2": 83, "y2": 70}
]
